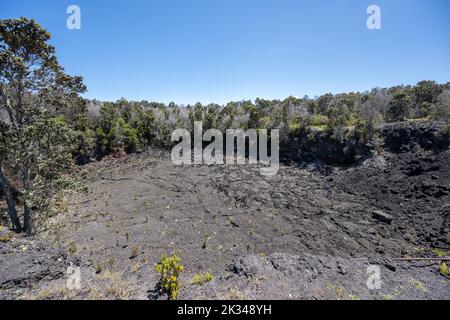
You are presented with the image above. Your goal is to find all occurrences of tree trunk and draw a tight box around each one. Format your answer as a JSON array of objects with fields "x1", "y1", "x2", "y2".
[
  {"x1": 0, "y1": 164, "x2": 22, "y2": 232},
  {"x1": 21, "y1": 166, "x2": 32, "y2": 235},
  {"x1": 23, "y1": 202, "x2": 32, "y2": 235}
]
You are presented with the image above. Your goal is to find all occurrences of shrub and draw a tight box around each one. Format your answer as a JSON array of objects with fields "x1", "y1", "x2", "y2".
[
  {"x1": 108, "y1": 117, "x2": 138, "y2": 154},
  {"x1": 95, "y1": 262, "x2": 103, "y2": 274},
  {"x1": 353, "y1": 118, "x2": 371, "y2": 142},
  {"x1": 258, "y1": 116, "x2": 272, "y2": 128},
  {"x1": 68, "y1": 242, "x2": 78, "y2": 255},
  {"x1": 288, "y1": 117, "x2": 302, "y2": 133},
  {"x1": 129, "y1": 245, "x2": 140, "y2": 259},
  {"x1": 73, "y1": 128, "x2": 96, "y2": 164},
  {"x1": 154, "y1": 254, "x2": 184, "y2": 300},
  {"x1": 0, "y1": 231, "x2": 14, "y2": 242},
  {"x1": 387, "y1": 90, "x2": 412, "y2": 122},
  {"x1": 95, "y1": 127, "x2": 108, "y2": 157},
  {"x1": 432, "y1": 248, "x2": 450, "y2": 257},
  {"x1": 439, "y1": 262, "x2": 450, "y2": 278},
  {"x1": 102, "y1": 270, "x2": 135, "y2": 300},
  {"x1": 327, "y1": 105, "x2": 354, "y2": 130},
  {"x1": 136, "y1": 110, "x2": 156, "y2": 145},
  {"x1": 191, "y1": 272, "x2": 213, "y2": 285},
  {"x1": 309, "y1": 114, "x2": 329, "y2": 127}
]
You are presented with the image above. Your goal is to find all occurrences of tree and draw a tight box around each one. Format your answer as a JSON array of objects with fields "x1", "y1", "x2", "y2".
[
  {"x1": 316, "y1": 93, "x2": 333, "y2": 114},
  {"x1": 0, "y1": 123, "x2": 21, "y2": 231},
  {"x1": 413, "y1": 81, "x2": 443, "y2": 118},
  {"x1": 99, "y1": 102, "x2": 119, "y2": 133},
  {"x1": 371, "y1": 88, "x2": 390, "y2": 121},
  {"x1": 387, "y1": 89, "x2": 412, "y2": 122},
  {"x1": 359, "y1": 98, "x2": 382, "y2": 133},
  {"x1": 435, "y1": 89, "x2": 450, "y2": 131},
  {"x1": 0, "y1": 18, "x2": 86, "y2": 234},
  {"x1": 109, "y1": 117, "x2": 139, "y2": 154},
  {"x1": 413, "y1": 80, "x2": 442, "y2": 105},
  {"x1": 136, "y1": 109, "x2": 156, "y2": 146}
]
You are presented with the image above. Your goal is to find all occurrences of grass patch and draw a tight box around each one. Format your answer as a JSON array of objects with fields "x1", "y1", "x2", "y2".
[
  {"x1": 191, "y1": 272, "x2": 213, "y2": 285},
  {"x1": 432, "y1": 248, "x2": 450, "y2": 257},
  {"x1": 0, "y1": 232, "x2": 14, "y2": 242},
  {"x1": 439, "y1": 262, "x2": 450, "y2": 278},
  {"x1": 409, "y1": 280, "x2": 428, "y2": 292},
  {"x1": 94, "y1": 262, "x2": 103, "y2": 274},
  {"x1": 129, "y1": 245, "x2": 140, "y2": 259},
  {"x1": 130, "y1": 257, "x2": 147, "y2": 273},
  {"x1": 310, "y1": 125, "x2": 328, "y2": 131},
  {"x1": 380, "y1": 294, "x2": 394, "y2": 300},
  {"x1": 102, "y1": 270, "x2": 136, "y2": 300},
  {"x1": 68, "y1": 242, "x2": 78, "y2": 255}
]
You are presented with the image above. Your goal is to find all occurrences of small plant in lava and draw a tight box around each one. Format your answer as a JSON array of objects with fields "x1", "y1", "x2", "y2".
[{"x1": 154, "y1": 254, "x2": 184, "y2": 300}]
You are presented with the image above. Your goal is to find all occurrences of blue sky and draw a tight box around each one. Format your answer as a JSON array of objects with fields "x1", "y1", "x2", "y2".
[{"x1": 1, "y1": 0, "x2": 449, "y2": 104}]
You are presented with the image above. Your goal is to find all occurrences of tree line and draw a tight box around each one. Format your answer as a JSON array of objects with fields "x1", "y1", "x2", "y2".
[{"x1": 76, "y1": 79, "x2": 449, "y2": 161}]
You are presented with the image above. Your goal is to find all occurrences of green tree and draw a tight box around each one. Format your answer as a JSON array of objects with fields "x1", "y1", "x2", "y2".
[
  {"x1": 316, "y1": 93, "x2": 333, "y2": 114},
  {"x1": 413, "y1": 80, "x2": 442, "y2": 105},
  {"x1": 0, "y1": 123, "x2": 21, "y2": 231},
  {"x1": 387, "y1": 89, "x2": 411, "y2": 122},
  {"x1": 136, "y1": 109, "x2": 156, "y2": 146},
  {"x1": 0, "y1": 18, "x2": 86, "y2": 234},
  {"x1": 413, "y1": 80, "x2": 443, "y2": 118},
  {"x1": 108, "y1": 117, "x2": 139, "y2": 154},
  {"x1": 99, "y1": 102, "x2": 119, "y2": 133}
]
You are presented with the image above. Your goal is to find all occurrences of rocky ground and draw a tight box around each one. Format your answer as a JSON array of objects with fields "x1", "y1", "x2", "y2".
[{"x1": 0, "y1": 121, "x2": 449, "y2": 300}]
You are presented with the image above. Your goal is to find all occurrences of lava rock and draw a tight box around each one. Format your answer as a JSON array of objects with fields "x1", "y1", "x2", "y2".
[{"x1": 372, "y1": 210, "x2": 393, "y2": 224}]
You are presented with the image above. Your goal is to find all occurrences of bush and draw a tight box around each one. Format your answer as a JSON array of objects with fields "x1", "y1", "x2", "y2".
[
  {"x1": 108, "y1": 117, "x2": 139, "y2": 154},
  {"x1": 259, "y1": 116, "x2": 272, "y2": 128},
  {"x1": 154, "y1": 254, "x2": 184, "y2": 300},
  {"x1": 327, "y1": 105, "x2": 355, "y2": 130},
  {"x1": 353, "y1": 118, "x2": 371, "y2": 142},
  {"x1": 439, "y1": 262, "x2": 450, "y2": 278},
  {"x1": 129, "y1": 245, "x2": 140, "y2": 259},
  {"x1": 136, "y1": 110, "x2": 156, "y2": 146},
  {"x1": 74, "y1": 128, "x2": 96, "y2": 164},
  {"x1": 288, "y1": 117, "x2": 301, "y2": 133},
  {"x1": 95, "y1": 127, "x2": 108, "y2": 157},
  {"x1": 309, "y1": 114, "x2": 329, "y2": 127},
  {"x1": 387, "y1": 90, "x2": 411, "y2": 122},
  {"x1": 191, "y1": 272, "x2": 213, "y2": 285}
]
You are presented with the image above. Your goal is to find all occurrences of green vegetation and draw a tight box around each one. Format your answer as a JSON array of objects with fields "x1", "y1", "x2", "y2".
[
  {"x1": 409, "y1": 280, "x2": 428, "y2": 292},
  {"x1": 432, "y1": 248, "x2": 450, "y2": 257},
  {"x1": 0, "y1": 231, "x2": 14, "y2": 242},
  {"x1": 191, "y1": 272, "x2": 213, "y2": 285},
  {"x1": 0, "y1": 18, "x2": 86, "y2": 234},
  {"x1": 439, "y1": 262, "x2": 450, "y2": 278},
  {"x1": 68, "y1": 242, "x2": 78, "y2": 256},
  {"x1": 129, "y1": 245, "x2": 140, "y2": 259},
  {"x1": 77, "y1": 80, "x2": 449, "y2": 163},
  {"x1": 154, "y1": 254, "x2": 184, "y2": 300},
  {"x1": 94, "y1": 262, "x2": 103, "y2": 274}
]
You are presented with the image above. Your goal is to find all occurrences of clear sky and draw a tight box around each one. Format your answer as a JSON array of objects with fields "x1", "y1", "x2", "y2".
[{"x1": 1, "y1": 0, "x2": 449, "y2": 104}]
